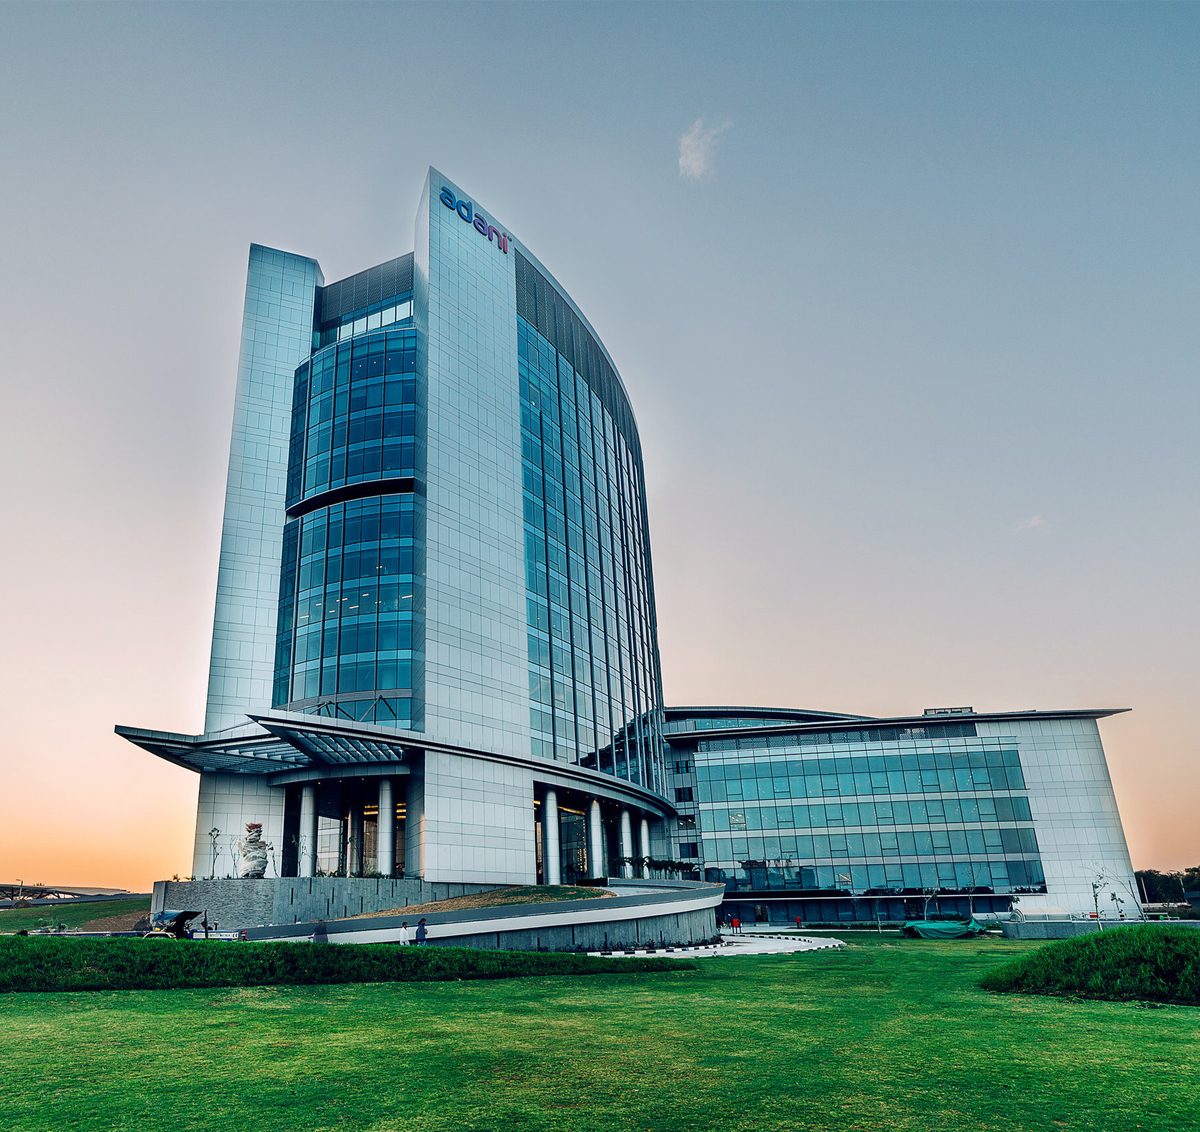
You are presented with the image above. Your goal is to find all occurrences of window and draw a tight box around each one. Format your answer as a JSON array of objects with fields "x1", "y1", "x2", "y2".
[
  {"x1": 674, "y1": 787, "x2": 694, "y2": 803},
  {"x1": 673, "y1": 759, "x2": 692, "y2": 774},
  {"x1": 679, "y1": 842, "x2": 699, "y2": 859}
]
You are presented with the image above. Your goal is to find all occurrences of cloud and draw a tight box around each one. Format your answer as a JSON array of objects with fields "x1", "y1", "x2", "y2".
[
  {"x1": 678, "y1": 117, "x2": 730, "y2": 180},
  {"x1": 1015, "y1": 515, "x2": 1049, "y2": 532}
]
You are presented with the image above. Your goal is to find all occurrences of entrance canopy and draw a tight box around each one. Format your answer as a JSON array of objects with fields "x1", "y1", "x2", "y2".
[{"x1": 115, "y1": 713, "x2": 420, "y2": 776}]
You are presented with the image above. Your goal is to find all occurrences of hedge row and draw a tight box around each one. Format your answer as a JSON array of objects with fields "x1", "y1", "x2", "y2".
[
  {"x1": 0, "y1": 937, "x2": 694, "y2": 993},
  {"x1": 980, "y1": 925, "x2": 1200, "y2": 1005}
]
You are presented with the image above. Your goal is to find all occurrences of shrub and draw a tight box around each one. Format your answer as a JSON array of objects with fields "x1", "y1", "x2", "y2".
[
  {"x1": 0, "y1": 937, "x2": 694, "y2": 994},
  {"x1": 1, "y1": 937, "x2": 696, "y2": 994},
  {"x1": 980, "y1": 925, "x2": 1200, "y2": 1005}
]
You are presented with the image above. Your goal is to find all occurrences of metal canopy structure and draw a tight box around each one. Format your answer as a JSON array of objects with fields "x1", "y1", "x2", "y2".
[
  {"x1": 115, "y1": 710, "x2": 674, "y2": 819},
  {"x1": 254, "y1": 718, "x2": 414, "y2": 766},
  {"x1": 114, "y1": 724, "x2": 314, "y2": 775},
  {"x1": 116, "y1": 712, "x2": 431, "y2": 777},
  {"x1": 661, "y1": 707, "x2": 1131, "y2": 746}
]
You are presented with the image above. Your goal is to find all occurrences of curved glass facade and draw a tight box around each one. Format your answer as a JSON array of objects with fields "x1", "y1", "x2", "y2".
[
  {"x1": 668, "y1": 715, "x2": 1055, "y2": 922},
  {"x1": 518, "y1": 312, "x2": 665, "y2": 795},
  {"x1": 696, "y1": 738, "x2": 1045, "y2": 897},
  {"x1": 272, "y1": 327, "x2": 424, "y2": 725},
  {"x1": 285, "y1": 328, "x2": 419, "y2": 507},
  {"x1": 268, "y1": 192, "x2": 667, "y2": 800}
]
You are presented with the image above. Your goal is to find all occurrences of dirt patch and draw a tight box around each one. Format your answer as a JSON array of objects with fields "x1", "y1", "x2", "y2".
[
  {"x1": 352, "y1": 884, "x2": 613, "y2": 919},
  {"x1": 76, "y1": 912, "x2": 145, "y2": 932}
]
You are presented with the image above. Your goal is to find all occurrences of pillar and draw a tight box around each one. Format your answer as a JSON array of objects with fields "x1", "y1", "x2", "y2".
[
  {"x1": 588, "y1": 799, "x2": 605, "y2": 880},
  {"x1": 620, "y1": 809, "x2": 634, "y2": 879},
  {"x1": 378, "y1": 778, "x2": 395, "y2": 877},
  {"x1": 405, "y1": 770, "x2": 424, "y2": 878},
  {"x1": 346, "y1": 804, "x2": 363, "y2": 877},
  {"x1": 639, "y1": 816, "x2": 651, "y2": 879},
  {"x1": 299, "y1": 784, "x2": 317, "y2": 878},
  {"x1": 542, "y1": 788, "x2": 561, "y2": 886}
]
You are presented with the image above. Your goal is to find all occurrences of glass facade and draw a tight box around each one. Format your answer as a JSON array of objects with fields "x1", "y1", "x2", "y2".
[
  {"x1": 256, "y1": 176, "x2": 667, "y2": 805},
  {"x1": 272, "y1": 326, "x2": 424, "y2": 726},
  {"x1": 313, "y1": 295, "x2": 413, "y2": 349},
  {"x1": 671, "y1": 718, "x2": 1049, "y2": 921},
  {"x1": 517, "y1": 311, "x2": 665, "y2": 793}
]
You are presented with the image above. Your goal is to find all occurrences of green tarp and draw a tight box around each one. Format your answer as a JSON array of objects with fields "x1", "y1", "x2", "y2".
[{"x1": 901, "y1": 919, "x2": 986, "y2": 939}]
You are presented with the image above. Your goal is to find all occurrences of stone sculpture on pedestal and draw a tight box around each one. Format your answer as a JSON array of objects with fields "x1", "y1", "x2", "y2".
[{"x1": 237, "y1": 822, "x2": 269, "y2": 879}]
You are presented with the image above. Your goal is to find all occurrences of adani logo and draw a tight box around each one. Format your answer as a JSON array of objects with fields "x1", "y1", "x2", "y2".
[{"x1": 440, "y1": 187, "x2": 510, "y2": 253}]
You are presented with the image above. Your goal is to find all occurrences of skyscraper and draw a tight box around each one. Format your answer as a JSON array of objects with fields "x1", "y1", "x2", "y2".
[{"x1": 120, "y1": 168, "x2": 671, "y2": 887}]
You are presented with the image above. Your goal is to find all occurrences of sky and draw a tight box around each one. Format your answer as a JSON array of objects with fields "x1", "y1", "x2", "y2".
[{"x1": 0, "y1": 2, "x2": 1196, "y2": 890}]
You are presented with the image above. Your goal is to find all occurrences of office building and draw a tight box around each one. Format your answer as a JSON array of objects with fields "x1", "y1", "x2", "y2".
[{"x1": 119, "y1": 170, "x2": 1137, "y2": 924}]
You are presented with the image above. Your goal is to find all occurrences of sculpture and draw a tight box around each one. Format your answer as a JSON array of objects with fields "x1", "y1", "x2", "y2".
[{"x1": 237, "y1": 823, "x2": 269, "y2": 879}]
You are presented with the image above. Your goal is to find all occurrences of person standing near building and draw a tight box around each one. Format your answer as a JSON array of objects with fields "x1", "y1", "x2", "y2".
[
  {"x1": 398, "y1": 921, "x2": 410, "y2": 945},
  {"x1": 416, "y1": 918, "x2": 428, "y2": 945}
]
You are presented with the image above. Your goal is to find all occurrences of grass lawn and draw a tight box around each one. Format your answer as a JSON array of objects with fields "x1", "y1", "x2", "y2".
[
  {"x1": 1, "y1": 936, "x2": 1196, "y2": 1131},
  {"x1": 0, "y1": 897, "x2": 149, "y2": 933}
]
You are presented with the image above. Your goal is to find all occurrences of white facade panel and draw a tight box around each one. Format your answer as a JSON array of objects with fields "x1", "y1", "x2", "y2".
[
  {"x1": 191, "y1": 772, "x2": 287, "y2": 879},
  {"x1": 976, "y1": 717, "x2": 1137, "y2": 917},
  {"x1": 205, "y1": 246, "x2": 321, "y2": 733},
  {"x1": 419, "y1": 750, "x2": 536, "y2": 884},
  {"x1": 415, "y1": 169, "x2": 531, "y2": 758}
]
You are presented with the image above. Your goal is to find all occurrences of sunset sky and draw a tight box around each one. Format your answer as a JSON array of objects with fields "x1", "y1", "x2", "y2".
[{"x1": 1, "y1": 3, "x2": 1196, "y2": 890}]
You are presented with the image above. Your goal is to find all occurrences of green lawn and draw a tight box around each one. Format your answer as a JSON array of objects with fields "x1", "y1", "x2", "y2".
[
  {"x1": 1, "y1": 937, "x2": 1196, "y2": 1131},
  {"x1": 0, "y1": 897, "x2": 148, "y2": 933}
]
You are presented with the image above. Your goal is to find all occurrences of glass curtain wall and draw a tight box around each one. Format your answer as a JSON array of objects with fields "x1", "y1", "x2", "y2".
[
  {"x1": 517, "y1": 313, "x2": 665, "y2": 795},
  {"x1": 272, "y1": 326, "x2": 424, "y2": 727},
  {"x1": 697, "y1": 731, "x2": 1047, "y2": 902}
]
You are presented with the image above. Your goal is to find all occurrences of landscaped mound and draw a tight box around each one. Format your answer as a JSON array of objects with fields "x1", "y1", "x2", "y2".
[
  {"x1": 0, "y1": 896, "x2": 150, "y2": 934},
  {"x1": 980, "y1": 925, "x2": 1200, "y2": 1005},
  {"x1": 0, "y1": 936, "x2": 693, "y2": 994}
]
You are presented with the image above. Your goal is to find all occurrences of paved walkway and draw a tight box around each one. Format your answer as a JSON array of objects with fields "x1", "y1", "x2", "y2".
[
  {"x1": 588, "y1": 933, "x2": 845, "y2": 960},
  {"x1": 708, "y1": 932, "x2": 845, "y2": 956}
]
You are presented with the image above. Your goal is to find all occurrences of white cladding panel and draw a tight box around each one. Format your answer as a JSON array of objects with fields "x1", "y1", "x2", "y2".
[
  {"x1": 418, "y1": 750, "x2": 536, "y2": 884},
  {"x1": 205, "y1": 246, "x2": 321, "y2": 732},
  {"x1": 415, "y1": 169, "x2": 530, "y2": 757},
  {"x1": 978, "y1": 717, "x2": 1137, "y2": 917},
  {"x1": 192, "y1": 772, "x2": 287, "y2": 879}
]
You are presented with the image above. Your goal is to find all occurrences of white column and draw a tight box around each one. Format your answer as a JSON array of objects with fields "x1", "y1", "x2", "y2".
[
  {"x1": 542, "y1": 788, "x2": 561, "y2": 886},
  {"x1": 620, "y1": 809, "x2": 634, "y2": 879},
  {"x1": 639, "y1": 816, "x2": 651, "y2": 879},
  {"x1": 299, "y1": 784, "x2": 317, "y2": 878},
  {"x1": 347, "y1": 805, "x2": 363, "y2": 877},
  {"x1": 405, "y1": 771, "x2": 424, "y2": 878},
  {"x1": 378, "y1": 778, "x2": 395, "y2": 877},
  {"x1": 588, "y1": 799, "x2": 605, "y2": 880}
]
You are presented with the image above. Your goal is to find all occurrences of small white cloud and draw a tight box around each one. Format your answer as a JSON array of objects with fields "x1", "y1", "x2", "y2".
[
  {"x1": 678, "y1": 117, "x2": 730, "y2": 180},
  {"x1": 1015, "y1": 515, "x2": 1049, "y2": 532}
]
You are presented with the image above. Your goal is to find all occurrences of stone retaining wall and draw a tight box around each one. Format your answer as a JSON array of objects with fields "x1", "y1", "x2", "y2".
[
  {"x1": 152, "y1": 877, "x2": 499, "y2": 930},
  {"x1": 1001, "y1": 919, "x2": 1200, "y2": 940},
  {"x1": 436, "y1": 908, "x2": 717, "y2": 952}
]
